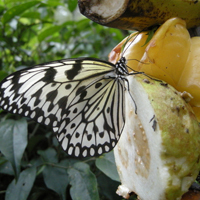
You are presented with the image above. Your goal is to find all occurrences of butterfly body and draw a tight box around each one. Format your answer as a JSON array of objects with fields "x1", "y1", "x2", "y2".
[{"x1": 0, "y1": 57, "x2": 132, "y2": 157}]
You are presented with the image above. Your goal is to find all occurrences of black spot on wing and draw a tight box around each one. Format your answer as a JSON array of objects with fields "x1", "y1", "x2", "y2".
[
  {"x1": 75, "y1": 132, "x2": 80, "y2": 138},
  {"x1": 65, "y1": 60, "x2": 82, "y2": 80},
  {"x1": 41, "y1": 68, "x2": 57, "y2": 82},
  {"x1": 70, "y1": 123, "x2": 75, "y2": 129},
  {"x1": 46, "y1": 90, "x2": 58, "y2": 102},
  {"x1": 95, "y1": 82, "x2": 102, "y2": 88},
  {"x1": 33, "y1": 90, "x2": 42, "y2": 106},
  {"x1": 73, "y1": 108, "x2": 78, "y2": 113},
  {"x1": 93, "y1": 124, "x2": 98, "y2": 134},
  {"x1": 65, "y1": 84, "x2": 72, "y2": 89},
  {"x1": 80, "y1": 91, "x2": 87, "y2": 100},
  {"x1": 75, "y1": 86, "x2": 87, "y2": 101},
  {"x1": 87, "y1": 134, "x2": 92, "y2": 141},
  {"x1": 106, "y1": 107, "x2": 110, "y2": 113},
  {"x1": 76, "y1": 86, "x2": 86, "y2": 95},
  {"x1": 57, "y1": 96, "x2": 68, "y2": 116}
]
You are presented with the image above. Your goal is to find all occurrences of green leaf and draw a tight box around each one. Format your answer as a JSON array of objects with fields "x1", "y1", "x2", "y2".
[
  {"x1": 38, "y1": 25, "x2": 64, "y2": 42},
  {"x1": 95, "y1": 151, "x2": 120, "y2": 182},
  {"x1": 46, "y1": 0, "x2": 63, "y2": 7},
  {"x1": 5, "y1": 167, "x2": 36, "y2": 200},
  {"x1": 21, "y1": 11, "x2": 41, "y2": 19},
  {"x1": 37, "y1": 148, "x2": 58, "y2": 163},
  {"x1": 0, "y1": 70, "x2": 9, "y2": 81},
  {"x1": 0, "y1": 118, "x2": 28, "y2": 178},
  {"x1": 0, "y1": 157, "x2": 14, "y2": 175},
  {"x1": 68, "y1": 162, "x2": 99, "y2": 200},
  {"x1": 0, "y1": 5, "x2": 5, "y2": 16},
  {"x1": 97, "y1": 173, "x2": 121, "y2": 200},
  {"x1": 68, "y1": 0, "x2": 77, "y2": 12},
  {"x1": 43, "y1": 160, "x2": 69, "y2": 200},
  {"x1": 2, "y1": 1, "x2": 41, "y2": 24},
  {"x1": 142, "y1": 26, "x2": 159, "y2": 47}
]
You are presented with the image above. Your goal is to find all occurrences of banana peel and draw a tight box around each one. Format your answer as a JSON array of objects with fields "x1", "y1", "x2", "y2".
[
  {"x1": 114, "y1": 74, "x2": 200, "y2": 200},
  {"x1": 78, "y1": 0, "x2": 200, "y2": 31}
]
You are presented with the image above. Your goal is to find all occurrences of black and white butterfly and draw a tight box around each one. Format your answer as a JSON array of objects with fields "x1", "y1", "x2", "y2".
[{"x1": 0, "y1": 56, "x2": 141, "y2": 157}]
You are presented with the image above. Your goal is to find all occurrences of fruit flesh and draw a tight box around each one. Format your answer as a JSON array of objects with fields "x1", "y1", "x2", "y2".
[{"x1": 114, "y1": 75, "x2": 200, "y2": 200}]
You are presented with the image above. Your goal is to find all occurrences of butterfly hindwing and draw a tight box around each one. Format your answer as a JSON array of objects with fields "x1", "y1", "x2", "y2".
[
  {"x1": 56, "y1": 77, "x2": 125, "y2": 157},
  {"x1": 0, "y1": 58, "x2": 126, "y2": 157}
]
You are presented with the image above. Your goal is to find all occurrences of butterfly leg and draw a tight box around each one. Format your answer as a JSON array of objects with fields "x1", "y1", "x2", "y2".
[
  {"x1": 123, "y1": 77, "x2": 138, "y2": 114},
  {"x1": 130, "y1": 70, "x2": 162, "y2": 82}
]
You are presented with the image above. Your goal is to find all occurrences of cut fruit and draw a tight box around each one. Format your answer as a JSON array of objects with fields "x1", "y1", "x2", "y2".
[{"x1": 114, "y1": 74, "x2": 200, "y2": 200}]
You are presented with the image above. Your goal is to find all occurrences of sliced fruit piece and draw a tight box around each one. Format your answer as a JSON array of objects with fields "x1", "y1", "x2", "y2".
[{"x1": 114, "y1": 74, "x2": 200, "y2": 200}]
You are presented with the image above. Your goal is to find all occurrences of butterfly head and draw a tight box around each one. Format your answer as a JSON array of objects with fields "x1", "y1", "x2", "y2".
[{"x1": 115, "y1": 56, "x2": 129, "y2": 76}]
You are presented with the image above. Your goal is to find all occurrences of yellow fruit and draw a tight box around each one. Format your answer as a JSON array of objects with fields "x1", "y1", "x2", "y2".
[
  {"x1": 109, "y1": 18, "x2": 200, "y2": 120},
  {"x1": 177, "y1": 37, "x2": 200, "y2": 107}
]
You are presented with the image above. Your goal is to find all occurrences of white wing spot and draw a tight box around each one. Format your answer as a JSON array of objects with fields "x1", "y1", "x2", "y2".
[
  {"x1": 82, "y1": 150, "x2": 87, "y2": 157},
  {"x1": 68, "y1": 146, "x2": 73, "y2": 155},
  {"x1": 105, "y1": 145, "x2": 109, "y2": 152},
  {"x1": 90, "y1": 148, "x2": 95, "y2": 156},
  {"x1": 75, "y1": 146, "x2": 80, "y2": 157},
  {"x1": 112, "y1": 141, "x2": 116, "y2": 147},
  {"x1": 62, "y1": 137, "x2": 68, "y2": 150},
  {"x1": 53, "y1": 127, "x2": 59, "y2": 132},
  {"x1": 53, "y1": 121, "x2": 58, "y2": 126},
  {"x1": 45, "y1": 118, "x2": 50, "y2": 125},
  {"x1": 31, "y1": 111, "x2": 36, "y2": 118},
  {"x1": 98, "y1": 147, "x2": 103, "y2": 155},
  {"x1": 8, "y1": 106, "x2": 12, "y2": 111},
  {"x1": 4, "y1": 105, "x2": 8, "y2": 109},
  {"x1": 18, "y1": 108, "x2": 23, "y2": 114},
  {"x1": 58, "y1": 133, "x2": 64, "y2": 142},
  {"x1": 38, "y1": 116, "x2": 43, "y2": 123},
  {"x1": 59, "y1": 120, "x2": 66, "y2": 132},
  {"x1": 1, "y1": 100, "x2": 5, "y2": 106}
]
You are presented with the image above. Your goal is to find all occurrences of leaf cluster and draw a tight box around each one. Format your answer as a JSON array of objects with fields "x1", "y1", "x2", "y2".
[
  {"x1": 0, "y1": 119, "x2": 121, "y2": 200},
  {"x1": 0, "y1": 0, "x2": 137, "y2": 200}
]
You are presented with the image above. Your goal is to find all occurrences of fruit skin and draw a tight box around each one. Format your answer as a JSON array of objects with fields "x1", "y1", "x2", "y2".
[
  {"x1": 114, "y1": 74, "x2": 200, "y2": 200},
  {"x1": 109, "y1": 18, "x2": 200, "y2": 121},
  {"x1": 78, "y1": 0, "x2": 200, "y2": 31}
]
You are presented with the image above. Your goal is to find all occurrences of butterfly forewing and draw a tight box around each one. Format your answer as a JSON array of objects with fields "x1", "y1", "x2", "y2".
[{"x1": 0, "y1": 57, "x2": 126, "y2": 157}]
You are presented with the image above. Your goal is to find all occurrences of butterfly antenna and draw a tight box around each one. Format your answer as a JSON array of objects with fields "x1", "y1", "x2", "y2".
[{"x1": 125, "y1": 58, "x2": 149, "y2": 72}]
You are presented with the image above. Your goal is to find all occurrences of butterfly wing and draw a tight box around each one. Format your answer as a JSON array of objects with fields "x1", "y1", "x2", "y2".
[
  {"x1": 0, "y1": 58, "x2": 125, "y2": 157},
  {"x1": 55, "y1": 76, "x2": 125, "y2": 157}
]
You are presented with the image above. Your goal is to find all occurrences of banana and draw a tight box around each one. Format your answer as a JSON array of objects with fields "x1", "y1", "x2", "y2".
[
  {"x1": 114, "y1": 74, "x2": 200, "y2": 200},
  {"x1": 78, "y1": 0, "x2": 200, "y2": 31}
]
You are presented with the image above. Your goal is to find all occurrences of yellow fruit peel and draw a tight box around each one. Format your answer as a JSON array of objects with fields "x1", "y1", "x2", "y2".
[{"x1": 109, "y1": 17, "x2": 200, "y2": 120}]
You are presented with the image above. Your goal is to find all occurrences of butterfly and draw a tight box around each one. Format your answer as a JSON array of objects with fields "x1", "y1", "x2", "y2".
[{"x1": 0, "y1": 56, "x2": 141, "y2": 158}]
